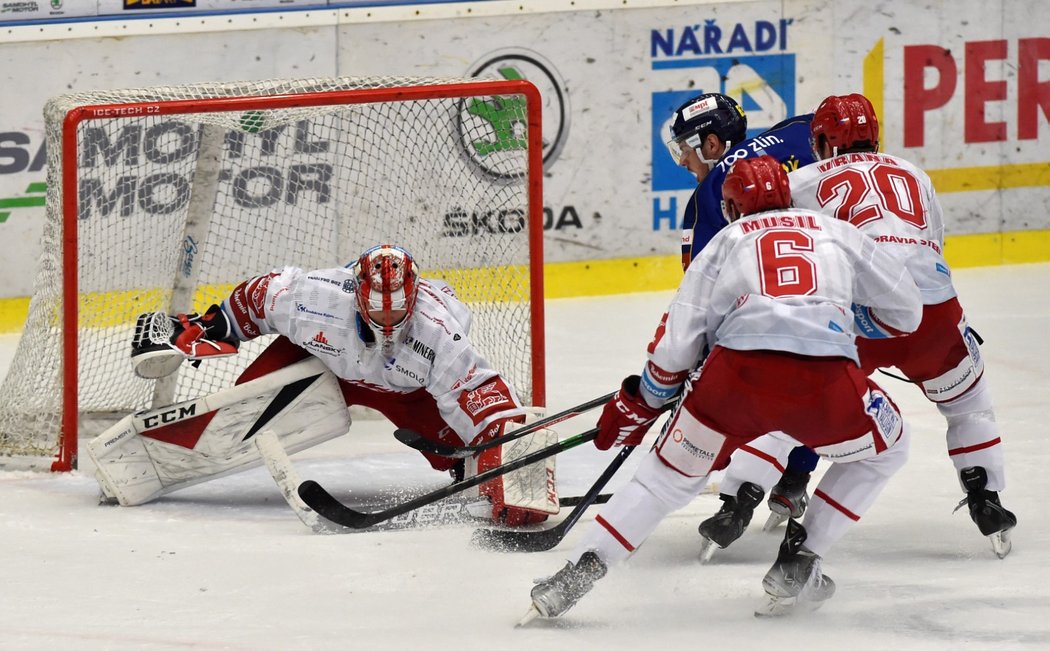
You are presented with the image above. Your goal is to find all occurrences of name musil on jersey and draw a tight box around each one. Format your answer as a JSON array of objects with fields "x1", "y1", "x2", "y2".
[{"x1": 739, "y1": 214, "x2": 822, "y2": 233}]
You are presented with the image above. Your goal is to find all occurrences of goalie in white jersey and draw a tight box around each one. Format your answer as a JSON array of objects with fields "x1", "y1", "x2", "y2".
[
  {"x1": 91, "y1": 245, "x2": 557, "y2": 527},
  {"x1": 717, "y1": 93, "x2": 1016, "y2": 557},
  {"x1": 523, "y1": 155, "x2": 923, "y2": 620}
]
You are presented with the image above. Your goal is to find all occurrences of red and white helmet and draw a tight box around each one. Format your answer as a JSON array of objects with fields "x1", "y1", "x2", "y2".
[
  {"x1": 352, "y1": 244, "x2": 419, "y2": 342},
  {"x1": 810, "y1": 93, "x2": 880, "y2": 158},
  {"x1": 722, "y1": 155, "x2": 792, "y2": 220}
]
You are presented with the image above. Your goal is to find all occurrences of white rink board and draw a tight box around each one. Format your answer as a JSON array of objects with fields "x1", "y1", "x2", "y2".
[{"x1": 0, "y1": 0, "x2": 1047, "y2": 296}]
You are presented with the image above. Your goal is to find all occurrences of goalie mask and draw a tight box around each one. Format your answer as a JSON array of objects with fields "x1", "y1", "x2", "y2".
[
  {"x1": 722, "y1": 155, "x2": 792, "y2": 221},
  {"x1": 351, "y1": 245, "x2": 419, "y2": 344},
  {"x1": 666, "y1": 93, "x2": 747, "y2": 167}
]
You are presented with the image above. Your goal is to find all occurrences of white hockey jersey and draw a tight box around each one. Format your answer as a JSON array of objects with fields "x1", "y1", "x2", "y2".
[
  {"x1": 226, "y1": 266, "x2": 527, "y2": 445},
  {"x1": 789, "y1": 151, "x2": 956, "y2": 304},
  {"x1": 641, "y1": 209, "x2": 922, "y2": 404}
]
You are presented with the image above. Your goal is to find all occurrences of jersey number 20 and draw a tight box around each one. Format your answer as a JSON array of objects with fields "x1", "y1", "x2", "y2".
[{"x1": 815, "y1": 163, "x2": 926, "y2": 229}]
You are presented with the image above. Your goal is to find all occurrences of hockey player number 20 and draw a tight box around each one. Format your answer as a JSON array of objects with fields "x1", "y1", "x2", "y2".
[
  {"x1": 757, "y1": 230, "x2": 816, "y2": 298},
  {"x1": 815, "y1": 163, "x2": 926, "y2": 230}
]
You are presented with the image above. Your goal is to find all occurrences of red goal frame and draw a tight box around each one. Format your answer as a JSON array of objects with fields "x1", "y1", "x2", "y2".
[{"x1": 55, "y1": 79, "x2": 545, "y2": 471}]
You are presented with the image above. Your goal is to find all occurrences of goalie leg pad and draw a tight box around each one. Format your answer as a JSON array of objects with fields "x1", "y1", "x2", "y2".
[
  {"x1": 474, "y1": 424, "x2": 560, "y2": 526},
  {"x1": 89, "y1": 358, "x2": 350, "y2": 506}
]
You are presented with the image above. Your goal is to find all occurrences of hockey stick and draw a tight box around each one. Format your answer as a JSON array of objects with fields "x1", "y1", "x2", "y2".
[
  {"x1": 299, "y1": 428, "x2": 601, "y2": 529},
  {"x1": 393, "y1": 391, "x2": 616, "y2": 458},
  {"x1": 260, "y1": 426, "x2": 612, "y2": 534},
  {"x1": 471, "y1": 443, "x2": 637, "y2": 553},
  {"x1": 255, "y1": 430, "x2": 343, "y2": 534}
]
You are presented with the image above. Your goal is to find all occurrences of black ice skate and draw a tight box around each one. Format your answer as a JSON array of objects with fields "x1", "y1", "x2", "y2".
[
  {"x1": 519, "y1": 551, "x2": 608, "y2": 625},
  {"x1": 763, "y1": 469, "x2": 811, "y2": 532},
  {"x1": 698, "y1": 482, "x2": 765, "y2": 563},
  {"x1": 755, "y1": 519, "x2": 836, "y2": 617},
  {"x1": 957, "y1": 466, "x2": 1017, "y2": 559}
]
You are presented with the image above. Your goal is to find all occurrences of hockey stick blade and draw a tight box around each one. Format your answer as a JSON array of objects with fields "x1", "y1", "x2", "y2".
[
  {"x1": 393, "y1": 391, "x2": 616, "y2": 458},
  {"x1": 471, "y1": 444, "x2": 638, "y2": 553},
  {"x1": 299, "y1": 429, "x2": 600, "y2": 529}
]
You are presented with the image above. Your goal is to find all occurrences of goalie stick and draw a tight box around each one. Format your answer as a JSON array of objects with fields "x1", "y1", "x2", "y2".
[
  {"x1": 393, "y1": 392, "x2": 615, "y2": 458},
  {"x1": 299, "y1": 428, "x2": 601, "y2": 529},
  {"x1": 258, "y1": 428, "x2": 612, "y2": 534},
  {"x1": 471, "y1": 443, "x2": 636, "y2": 553}
]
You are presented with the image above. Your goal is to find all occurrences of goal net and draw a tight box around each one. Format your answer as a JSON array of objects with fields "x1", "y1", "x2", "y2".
[{"x1": 0, "y1": 76, "x2": 545, "y2": 471}]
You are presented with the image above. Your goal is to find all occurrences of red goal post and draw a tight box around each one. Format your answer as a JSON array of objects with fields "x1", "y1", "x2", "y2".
[{"x1": 0, "y1": 77, "x2": 545, "y2": 471}]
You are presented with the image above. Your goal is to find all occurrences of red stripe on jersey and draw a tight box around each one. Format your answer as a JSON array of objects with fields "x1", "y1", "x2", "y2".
[
  {"x1": 596, "y1": 514, "x2": 635, "y2": 552},
  {"x1": 739, "y1": 444, "x2": 786, "y2": 472},
  {"x1": 948, "y1": 437, "x2": 1002, "y2": 456},
  {"x1": 814, "y1": 489, "x2": 861, "y2": 521}
]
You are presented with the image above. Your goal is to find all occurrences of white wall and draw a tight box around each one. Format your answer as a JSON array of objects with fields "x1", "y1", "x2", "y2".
[{"x1": 0, "y1": 0, "x2": 1046, "y2": 297}]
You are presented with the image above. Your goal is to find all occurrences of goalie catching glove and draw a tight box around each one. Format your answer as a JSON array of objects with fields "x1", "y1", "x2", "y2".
[{"x1": 131, "y1": 305, "x2": 240, "y2": 379}]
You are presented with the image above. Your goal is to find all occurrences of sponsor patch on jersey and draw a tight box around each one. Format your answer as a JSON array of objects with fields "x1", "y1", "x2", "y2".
[
  {"x1": 302, "y1": 331, "x2": 344, "y2": 357},
  {"x1": 459, "y1": 377, "x2": 515, "y2": 425},
  {"x1": 406, "y1": 337, "x2": 436, "y2": 363},
  {"x1": 644, "y1": 361, "x2": 688, "y2": 386}
]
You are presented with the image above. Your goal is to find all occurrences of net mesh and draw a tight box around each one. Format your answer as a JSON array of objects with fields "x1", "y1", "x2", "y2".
[{"x1": 0, "y1": 76, "x2": 540, "y2": 467}]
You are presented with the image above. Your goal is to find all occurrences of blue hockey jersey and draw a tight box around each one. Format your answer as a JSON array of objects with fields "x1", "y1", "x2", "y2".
[{"x1": 680, "y1": 114, "x2": 817, "y2": 269}]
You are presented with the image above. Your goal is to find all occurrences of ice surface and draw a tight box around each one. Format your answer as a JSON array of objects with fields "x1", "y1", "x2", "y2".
[{"x1": 1, "y1": 263, "x2": 1047, "y2": 650}]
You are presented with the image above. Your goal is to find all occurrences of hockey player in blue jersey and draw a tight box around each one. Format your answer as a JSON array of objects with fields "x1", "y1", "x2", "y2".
[
  {"x1": 668, "y1": 93, "x2": 816, "y2": 270},
  {"x1": 665, "y1": 93, "x2": 821, "y2": 559}
]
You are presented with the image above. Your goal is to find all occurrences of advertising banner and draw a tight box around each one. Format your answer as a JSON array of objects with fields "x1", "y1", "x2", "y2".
[
  {"x1": 0, "y1": 0, "x2": 1046, "y2": 300},
  {"x1": 0, "y1": 25, "x2": 337, "y2": 297},
  {"x1": 337, "y1": 1, "x2": 830, "y2": 263},
  {"x1": 95, "y1": 0, "x2": 325, "y2": 16},
  {"x1": 833, "y1": 0, "x2": 1050, "y2": 234},
  {"x1": 0, "y1": 0, "x2": 97, "y2": 20}
]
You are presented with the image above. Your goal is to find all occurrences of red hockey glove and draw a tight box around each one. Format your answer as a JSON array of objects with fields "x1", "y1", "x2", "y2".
[{"x1": 595, "y1": 375, "x2": 662, "y2": 450}]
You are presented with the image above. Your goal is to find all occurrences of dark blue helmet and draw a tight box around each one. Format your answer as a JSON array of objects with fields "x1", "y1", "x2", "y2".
[{"x1": 666, "y1": 93, "x2": 747, "y2": 164}]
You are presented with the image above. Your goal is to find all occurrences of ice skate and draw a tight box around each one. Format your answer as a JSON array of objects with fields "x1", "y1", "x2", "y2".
[
  {"x1": 698, "y1": 482, "x2": 764, "y2": 563},
  {"x1": 957, "y1": 466, "x2": 1017, "y2": 559},
  {"x1": 762, "y1": 469, "x2": 810, "y2": 532},
  {"x1": 527, "y1": 550, "x2": 607, "y2": 620},
  {"x1": 755, "y1": 519, "x2": 835, "y2": 617}
]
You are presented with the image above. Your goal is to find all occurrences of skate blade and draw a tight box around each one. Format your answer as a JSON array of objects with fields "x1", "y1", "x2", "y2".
[
  {"x1": 755, "y1": 594, "x2": 798, "y2": 618},
  {"x1": 763, "y1": 511, "x2": 789, "y2": 532},
  {"x1": 990, "y1": 529, "x2": 1012, "y2": 559},
  {"x1": 754, "y1": 593, "x2": 829, "y2": 618},
  {"x1": 515, "y1": 604, "x2": 542, "y2": 628},
  {"x1": 698, "y1": 537, "x2": 719, "y2": 564}
]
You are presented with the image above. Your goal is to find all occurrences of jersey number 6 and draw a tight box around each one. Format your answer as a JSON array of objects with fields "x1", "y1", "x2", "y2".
[{"x1": 758, "y1": 230, "x2": 817, "y2": 298}]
